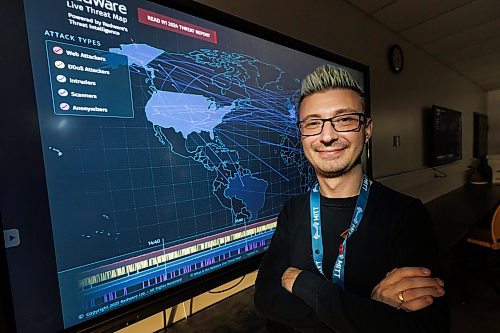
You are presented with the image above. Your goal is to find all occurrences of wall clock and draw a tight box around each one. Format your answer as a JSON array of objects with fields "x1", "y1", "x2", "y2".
[{"x1": 389, "y1": 45, "x2": 404, "y2": 73}]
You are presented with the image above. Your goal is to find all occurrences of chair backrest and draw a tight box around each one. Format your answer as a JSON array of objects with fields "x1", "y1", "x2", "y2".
[{"x1": 492, "y1": 204, "x2": 500, "y2": 243}]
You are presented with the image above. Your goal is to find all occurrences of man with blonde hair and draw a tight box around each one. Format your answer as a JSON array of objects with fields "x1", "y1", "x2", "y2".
[{"x1": 254, "y1": 65, "x2": 448, "y2": 332}]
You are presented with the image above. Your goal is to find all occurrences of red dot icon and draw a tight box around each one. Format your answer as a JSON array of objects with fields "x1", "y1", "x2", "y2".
[
  {"x1": 53, "y1": 46, "x2": 64, "y2": 55},
  {"x1": 60, "y1": 103, "x2": 70, "y2": 111}
]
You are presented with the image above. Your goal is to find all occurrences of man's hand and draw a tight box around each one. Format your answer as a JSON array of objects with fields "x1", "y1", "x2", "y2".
[
  {"x1": 371, "y1": 267, "x2": 445, "y2": 311},
  {"x1": 281, "y1": 267, "x2": 302, "y2": 292}
]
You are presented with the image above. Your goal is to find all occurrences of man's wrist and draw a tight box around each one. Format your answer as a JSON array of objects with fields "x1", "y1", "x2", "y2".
[{"x1": 281, "y1": 267, "x2": 302, "y2": 292}]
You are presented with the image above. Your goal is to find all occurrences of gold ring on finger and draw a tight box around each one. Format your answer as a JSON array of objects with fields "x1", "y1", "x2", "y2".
[{"x1": 398, "y1": 290, "x2": 404, "y2": 302}]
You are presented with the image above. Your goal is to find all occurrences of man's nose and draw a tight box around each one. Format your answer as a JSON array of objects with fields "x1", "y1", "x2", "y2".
[{"x1": 319, "y1": 120, "x2": 339, "y2": 143}]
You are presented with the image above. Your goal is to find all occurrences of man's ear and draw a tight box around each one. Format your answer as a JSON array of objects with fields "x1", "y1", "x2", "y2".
[{"x1": 364, "y1": 119, "x2": 373, "y2": 144}]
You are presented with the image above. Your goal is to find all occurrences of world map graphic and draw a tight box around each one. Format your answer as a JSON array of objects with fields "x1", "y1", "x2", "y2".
[{"x1": 110, "y1": 43, "x2": 315, "y2": 226}]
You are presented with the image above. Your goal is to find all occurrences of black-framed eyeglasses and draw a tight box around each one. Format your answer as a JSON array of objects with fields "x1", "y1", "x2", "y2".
[{"x1": 297, "y1": 113, "x2": 368, "y2": 136}]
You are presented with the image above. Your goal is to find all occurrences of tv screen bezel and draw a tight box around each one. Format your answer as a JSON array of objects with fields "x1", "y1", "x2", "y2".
[{"x1": 0, "y1": 0, "x2": 371, "y2": 332}]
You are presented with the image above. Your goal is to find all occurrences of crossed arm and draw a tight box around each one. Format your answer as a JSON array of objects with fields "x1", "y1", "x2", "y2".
[
  {"x1": 256, "y1": 260, "x2": 448, "y2": 333},
  {"x1": 282, "y1": 266, "x2": 445, "y2": 311}
]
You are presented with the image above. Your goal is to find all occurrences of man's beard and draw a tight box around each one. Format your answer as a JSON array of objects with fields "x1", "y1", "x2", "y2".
[{"x1": 313, "y1": 145, "x2": 363, "y2": 178}]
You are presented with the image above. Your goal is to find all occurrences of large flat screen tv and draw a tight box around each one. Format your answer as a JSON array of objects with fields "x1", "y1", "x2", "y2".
[
  {"x1": 0, "y1": 0, "x2": 370, "y2": 332},
  {"x1": 428, "y1": 105, "x2": 462, "y2": 167}
]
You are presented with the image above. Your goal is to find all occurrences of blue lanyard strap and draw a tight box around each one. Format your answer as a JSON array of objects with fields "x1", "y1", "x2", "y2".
[{"x1": 310, "y1": 175, "x2": 370, "y2": 289}]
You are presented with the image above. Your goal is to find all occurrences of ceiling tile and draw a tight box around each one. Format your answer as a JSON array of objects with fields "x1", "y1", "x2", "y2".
[
  {"x1": 476, "y1": 78, "x2": 500, "y2": 90},
  {"x1": 401, "y1": 0, "x2": 500, "y2": 45},
  {"x1": 437, "y1": 36, "x2": 500, "y2": 65},
  {"x1": 422, "y1": 18, "x2": 500, "y2": 55},
  {"x1": 345, "y1": 0, "x2": 395, "y2": 14},
  {"x1": 444, "y1": 50, "x2": 500, "y2": 77},
  {"x1": 373, "y1": 0, "x2": 471, "y2": 32}
]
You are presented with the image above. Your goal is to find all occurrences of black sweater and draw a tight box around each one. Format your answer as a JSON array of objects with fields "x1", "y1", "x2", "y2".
[{"x1": 254, "y1": 181, "x2": 448, "y2": 333}]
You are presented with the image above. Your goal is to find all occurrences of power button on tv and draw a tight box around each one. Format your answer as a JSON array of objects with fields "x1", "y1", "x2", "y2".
[{"x1": 3, "y1": 229, "x2": 21, "y2": 248}]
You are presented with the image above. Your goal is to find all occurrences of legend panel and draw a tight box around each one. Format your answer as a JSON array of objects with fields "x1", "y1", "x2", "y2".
[{"x1": 46, "y1": 40, "x2": 134, "y2": 118}]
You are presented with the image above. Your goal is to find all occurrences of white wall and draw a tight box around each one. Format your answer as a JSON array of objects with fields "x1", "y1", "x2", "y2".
[
  {"x1": 487, "y1": 90, "x2": 500, "y2": 154},
  {"x1": 196, "y1": 0, "x2": 486, "y2": 202}
]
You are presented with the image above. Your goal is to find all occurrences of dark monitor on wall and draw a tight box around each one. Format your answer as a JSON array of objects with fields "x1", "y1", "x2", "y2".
[
  {"x1": 0, "y1": 0, "x2": 371, "y2": 332},
  {"x1": 428, "y1": 105, "x2": 462, "y2": 167},
  {"x1": 473, "y1": 112, "x2": 488, "y2": 159}
]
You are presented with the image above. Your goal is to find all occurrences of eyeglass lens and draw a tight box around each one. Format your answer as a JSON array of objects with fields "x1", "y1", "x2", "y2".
[{"x1": 299, "y1": 113, "x2": 364, "y2": 136}]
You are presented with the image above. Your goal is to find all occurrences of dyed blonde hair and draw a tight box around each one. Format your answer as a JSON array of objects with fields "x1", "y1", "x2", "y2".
[{"x1": 298, "y1": 65, "x2": 365, "y2": 114}]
